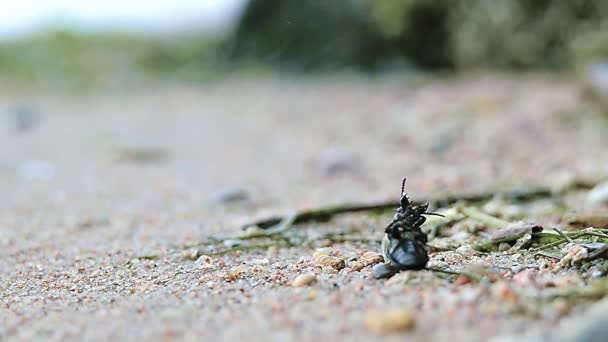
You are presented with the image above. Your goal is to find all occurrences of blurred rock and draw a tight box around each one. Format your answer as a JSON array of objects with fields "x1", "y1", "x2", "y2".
[
  {"x1": 566, "y1": 214, "x2": 608, "y2": 229},
  {"x1": 316, "y1": 148, "x2": 362, "y2": 177},
  {"x1": 584, "y1": 62, "x2": 608, "y2": 106},
  {"x1": 553, "y1": 297, "x2": 608, "y2": 342},
  {"x1": 366, "y1": 309, "x2": 416, "y2": 334},
  {"x1": 9, "y1": 103, "x2": 40, "y2": 133},
  {"x1": 207, "y1": 187, "x2": 249, "y2": 205},
  {"x1": 586, "y1": 181, "x2": 608, "y2": 209},
  {"x1": 113, "y1": 145, "x2": 169, "y2": 164},
  {"x1": 291, "y1": 273, "x2": 317, "y2": 287},
  {"x1": 17, "y1": 160, "x2": 56, "y2": 181}
]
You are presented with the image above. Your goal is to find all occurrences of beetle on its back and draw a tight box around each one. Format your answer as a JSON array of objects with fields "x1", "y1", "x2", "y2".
[{"x1": 373, "y1": 178, "x2": 443, "y2": 279}]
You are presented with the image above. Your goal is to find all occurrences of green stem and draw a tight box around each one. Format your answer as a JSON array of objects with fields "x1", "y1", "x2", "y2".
[
  {"x1": 204, "y1": 241, "x2": 294, "y2": 256},
  {"x1": 552, "y1": 228, "x2": 573, "y2": 242},
  {"x1": 459, "y1": 207, "x2": 510, "y2": 229}
]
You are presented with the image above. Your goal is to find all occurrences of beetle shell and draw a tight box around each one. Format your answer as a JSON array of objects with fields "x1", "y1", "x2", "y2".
[
  {"x1": 373, "y1": 178, "x2": 436, "y2": 279},
  {"x1": 386, "y1": 238, "x2": 428, "y2": 270}
]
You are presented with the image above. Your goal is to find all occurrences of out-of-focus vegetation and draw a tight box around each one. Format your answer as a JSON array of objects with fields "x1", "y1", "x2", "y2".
[
  {"x1": 0, "y1": 31, "x2": 235, "y2": 87},
  {"x1": 1, "y1": 0, "x2": 608, "y2": 87},
  {"x1": 232, "y1": 0, "x2": 608, "y2": 71}
]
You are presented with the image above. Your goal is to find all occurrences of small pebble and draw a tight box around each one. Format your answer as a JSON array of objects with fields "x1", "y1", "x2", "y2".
[
  {"x1": 313, "y1": 251, "x2": 346, "y2": 270},
  {"x1": 9, "y1": 103, "x2": 40, "y2": 133},
  {"x1": 114, "y1": 145, "x2": 169, "y2": 164},
  {"x1": 498, "y1": 243, "x2": 511, "y2": 252},
  {"x1": 589, "y1": 265, "x2": 607, "y2": 278},
  {"x1": 455, "y1": 275, "x2": 472, "y2": 285},
  {"x1": 292, "y1": 274, "x2": 317, "y2": 287},
  {"x1": 227, "y1": 264, "x2": 249, "y2": 279},
  {"x1": 366, "y1": 309, "x2": 416, "y2": 334},
  {"x1": 586, "y1": 181, "x2": 608, "y2": 208},
  {"x1": 308, "y1": 290, "x2": 318, "y2": 299},
  {"x1": 455, "y1": 245, "x2": 477, "y2": 257},
  {"x1": 350, "y1": 262, "x2": 365, "y2": 272},
  {"x1": 208, "y1": 187, "x2": 249, "y2": 205},
  {"x1": 584, "y1": 62, "x2": 608, "y2": 101},
  {"x1": 360, "y1": 251, "x2": 384, "y2": 265},
  {"x1": 551, "y1": 298, "x2": 571, "y2": 318},
  {"x1": 182, "y1": 249, "x2": 199, "y2": 261},
  {"x1": 492, "y1": 282, "x2": 517, "y2": 302},
  {"x1": 194, "y1": 255, "x2": 214, "y2": 268},
  {"x1": 17, "y1": 160, "x2": 56, "y2": 181}
]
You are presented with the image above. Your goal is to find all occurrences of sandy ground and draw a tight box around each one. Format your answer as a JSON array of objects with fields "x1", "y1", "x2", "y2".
[{"x1": 2, "y1": 75, "x2": 608, "y2": 341}]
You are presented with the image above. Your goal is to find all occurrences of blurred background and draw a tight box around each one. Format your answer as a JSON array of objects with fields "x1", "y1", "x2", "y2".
[
  {"x1": 2, "y1": 0, "x2": 608, "y2": 231},
  {"x1": 2, "y1": 0, "x2": 608, "y2": 85}
]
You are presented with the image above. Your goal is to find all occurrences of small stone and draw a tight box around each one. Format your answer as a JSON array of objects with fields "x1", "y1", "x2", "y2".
[
  {"x1": 513, "y1": 268, "x2": 536, "y2": 285},
  {"x1": 351, "y1": 251, "x2": 383, "y2": 272},
  {"x1": 17, "y1": 160, "x2": 56, "y2": 181},
  {"x1": 308, "y1": 290, "x2": 318, "y2": 299},
  {"x1": 194, "y1": 255, "x2": 214, "y2": 268},
  {"x1": 350, "y1": 262, "x2": 364, "y2": 272},
  {"x1": 208, "y1": 187, "x2": 249, "y2": 205},
  {"x1": 589, "y1": 265, "x2": 608, "y2": 278},
  {"x1": 455, "y1": 275, "x2": 472, "y2": 285},
  {"x1": 492, "y1": 282, "x2": 518, "y2": 303},
  {"x1": 498, "y1": 243, "x2": 511, "y2": 252},
  {"x1": 113, "y1": 145, "x2": 169, "y2": 164},
  {"x1": 312, "y1": 250, "x2": 329, "y2": 259},
  {"x1": 385, "y1": 272, "x2": 414, "y2": 286},
  {"x1": 182, "y1": 249, "x2": 199, "y2": 261},
  {"x1": 551, "y1": 298, "x2": 570, "y2": 318},
  {"x1": 566, "y1": 214, "x2": 608, "y2": 229},
  {"x1": 584, "y1": 62, "x2": 608, "y2": 105},
  {"x1": 291, "y1": 274, "x2": 317, "y2": 287},
  {"x1": 9, "y1": 103, "x2": 40, "y2": 133},
  {"x1": 547, "y1": 171, "x2": 577, "y2": 194},
  {"x1": 365, "y1": 309, "x2": 416, "y2": 334},
  {"x1": 313, "y1": 252, "x2": 346, "y2": 270},
  {"x1": 226, "y1": 264, "x2": 249, "y2": 280},
  {"x1": 556, "y1": 244, "x2": 589, "y2": 270},
  {"x1": 360, "y1": 251, "x2": 384, "y2": 265},
  {"x1": 511, "y1": 264, "x2": 524, "y2": 274},
  {"x1": 455, "y1": 245, "x2": 477, "y2": 257},
  {"x1": 587, "y1": 181, "x2": 608, "y2": 209}
]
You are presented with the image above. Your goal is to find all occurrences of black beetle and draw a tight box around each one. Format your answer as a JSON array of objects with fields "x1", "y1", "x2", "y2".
[{"x1": 373, "y1": 178, "x2": 443, "y2": 279}]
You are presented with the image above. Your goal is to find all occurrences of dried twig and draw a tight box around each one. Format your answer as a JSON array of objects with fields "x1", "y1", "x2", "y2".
[
  {"x1": 426, "y1": 266, "x2": 483, "y2": 282},
  {"x1": 586, "y1": 244, "x2": 608, "y2": 261},
  {"x1": 241, "y1": 182, "x2": 596, "y2": 230},
  {"x1": 204, "y1": 241, "x2": 294, "y2": 256}
]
